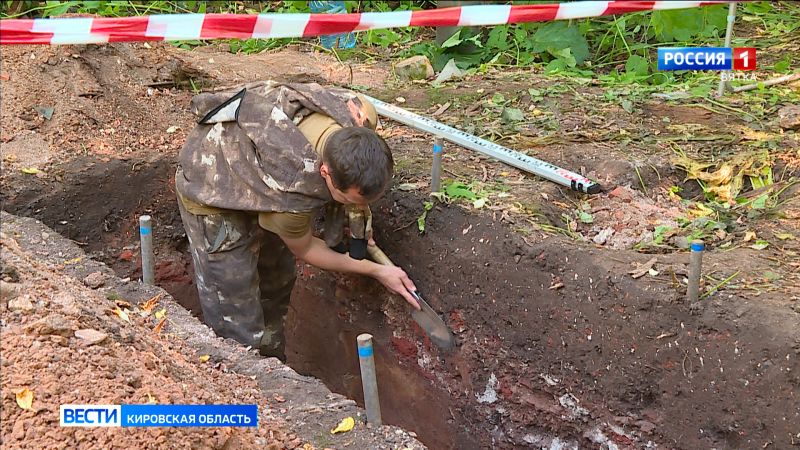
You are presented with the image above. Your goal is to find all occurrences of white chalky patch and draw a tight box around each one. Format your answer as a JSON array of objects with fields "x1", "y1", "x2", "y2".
[
  {"x1": 223, "y1": 316, "x2": 233, "y2": 322},
  {"x1": 263, "y1": 175, "x2": 283, "y2": 191},
  {"x1": 206, "y1": 122, "x2": 224, "y2": 145},
  {"x1": 200, "y1": 154, "x2": 216, "y2": 167},
  {"x1": 213, "y1": 174, "x2": 219, "y2": 182},
  {"x1": 270, "y1": 106, "x2": 289, "y2": 122},
  {"x1": 302, "y1": 158, "x2": 316, "y2": 173},
  {"x1": 476, "y1": 373, "x2": 499, "y2": 404},
  {"x1": 252, "y1": 331, "x2": 264, "y2": 341}
]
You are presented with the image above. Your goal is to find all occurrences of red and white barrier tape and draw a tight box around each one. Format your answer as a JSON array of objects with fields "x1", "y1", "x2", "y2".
[{"x1": 0, "y1": 1, "x2": 728, "y2": 46}]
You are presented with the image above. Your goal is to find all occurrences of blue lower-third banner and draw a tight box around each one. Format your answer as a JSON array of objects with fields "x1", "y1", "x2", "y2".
[{"x1": 60, "y1": 404, "x2": 258, "y2": 427}]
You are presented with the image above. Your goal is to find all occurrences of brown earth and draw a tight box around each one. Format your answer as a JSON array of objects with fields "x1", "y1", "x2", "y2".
[
  {"x1": 0, "y1": 217, "x2": 293, "y2": 449},
  {"x1": 2, "y1": 40, "x2": 800, "y2": 449}
]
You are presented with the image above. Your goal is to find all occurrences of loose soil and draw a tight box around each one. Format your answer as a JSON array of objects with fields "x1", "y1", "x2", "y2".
[{"x1": 3, "y1": 40, "x2": 800, "y2": 449}]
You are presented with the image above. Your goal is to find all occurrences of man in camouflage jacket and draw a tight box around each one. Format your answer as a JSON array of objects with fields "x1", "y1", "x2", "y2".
[{"x1": 175, "y1": 81, "x2": 419, "y2": 360}]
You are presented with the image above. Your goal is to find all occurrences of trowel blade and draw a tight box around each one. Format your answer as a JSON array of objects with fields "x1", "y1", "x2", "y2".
[{"x1": 411, "y1": 292, "x2": 455, "y2": 351}]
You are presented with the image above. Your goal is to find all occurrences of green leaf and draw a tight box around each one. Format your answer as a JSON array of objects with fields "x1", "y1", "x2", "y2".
[
  {"x1": 750, "y1": 193, "x2": 768, "y2": 209},
  {"x1": 44, "y1": 1, "x2": 72, "y2": 17},
  {"x1": 762, "y1": 271, "x2": 781, "y2": 281},
  {"x1": 547, "y1": 47, "x2": 576, "y2": 67},
  {"x1": 486, "y1": 26, "x2": 510, "y2": 52},
  {"x1": 578, "y1": 211, "x2": 593, "y2": 224},
  {"x1": 444, "y1": 182, "x2": 477, "y2": 200},
  {"x1": 775, "y1": 233, "x2": 795, "y2": 240},
  {"x1": 650, "y1": 5, "x2": 727, "y2": 42},
  {"x1": 625, "y1": 54, "x2": 649, "y2": 77},
  {"x1": 501, "y1": 107, "x2": 525, "y2": 123},
  {"x1": 490, "y1": 93, "x2": 506, "y2": 105},
  {"x1": 653, "y1": 225, "x2": 673, "y2": 245},
  {"x1": 749, "y1": 240, "x2": 769, "y2": 250},
  {"x1": 440, "y1": 30, "x2": 463, "y2": 49},
  {"x1": 620, "y1": 99, "x2": 634, "y2": 114},
  {"x1": 544, "y1": 58, "x2": 568, "y2": 74},
  {"x1": 529, "y1": 22, "x2": 590, "y2": 64},
  {"x1": 417, "y1": 201, "x2": 433, "y2": 234},
  {"x1": 774, "y1": 56, "x2": 791, "y2": 73}
]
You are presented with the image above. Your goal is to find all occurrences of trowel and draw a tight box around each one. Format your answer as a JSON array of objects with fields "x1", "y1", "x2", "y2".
[{"x1": 367, "y1": 245, "x2": 456, "y2": 351}]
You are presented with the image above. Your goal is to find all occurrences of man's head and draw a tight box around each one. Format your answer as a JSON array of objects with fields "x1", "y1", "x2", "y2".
[{"x1": 320, "y1": 126, "x2": 393, "y2": 206}]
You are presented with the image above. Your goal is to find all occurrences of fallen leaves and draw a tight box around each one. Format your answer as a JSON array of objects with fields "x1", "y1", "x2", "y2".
[
  {"x1": 16, "y1": 388, "x2": 33, "y2": 410},
  {"x1": 629, "y1": 257, "x2": 658, "y2": 279},
  {"x1": 113, "y1": 307, "x2": 131, "y2": 324},
  {"x1": 330, "y1": 416, "x2": 355, "y2": 434},
  {"x1": 140, "y1": 293, "x2": 163, "y2": 314},
  {"x1": 21, "y1": 167, "x2": 40, "y2": 174},
  {"x1": 199, "y1": 355, "x2": 210, "y2": 363},
  {"x1": 153, "y1": 318, "x2": 166, "y2": 334}
]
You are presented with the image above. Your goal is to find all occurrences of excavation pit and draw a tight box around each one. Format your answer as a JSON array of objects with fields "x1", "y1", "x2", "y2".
[
  {"x1": 3, "y1": 41, "x2": 799, "y2": 449},
  {"x1": 4, "y1": 154, "x2": 798, "y2": 449}
]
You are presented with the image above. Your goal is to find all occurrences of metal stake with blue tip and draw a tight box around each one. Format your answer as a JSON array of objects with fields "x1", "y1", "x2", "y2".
[
  {"x1": 357, "y1": 333, "x2": 382, "y2": 426},
  {"x1": 431, "y1": 136, "x2": 444, "y2": 193},
  {"x1": 687, "y1": 239, "x2": 704, "y2": 303},
  {"x1": 139, "y1": 215, "x2": 155, "y2": 285}
]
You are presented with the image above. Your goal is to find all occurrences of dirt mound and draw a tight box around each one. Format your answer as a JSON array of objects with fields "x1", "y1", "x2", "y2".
[
  {"x1": 0, "y1": 211, "x2": 425, "y2": 450},
  {"x1": 0, "y1": 217, "x2": 292, "y2": 449}
]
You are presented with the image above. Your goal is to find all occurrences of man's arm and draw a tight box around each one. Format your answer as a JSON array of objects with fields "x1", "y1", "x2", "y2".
[{"x1": 281, "y1": 230, "x2": 421, "y2": 310}]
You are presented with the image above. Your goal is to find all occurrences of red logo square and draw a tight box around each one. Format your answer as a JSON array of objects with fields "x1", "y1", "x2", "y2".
[{"x1": 733, "y1": 48, "x2": 756, "y2": 71}]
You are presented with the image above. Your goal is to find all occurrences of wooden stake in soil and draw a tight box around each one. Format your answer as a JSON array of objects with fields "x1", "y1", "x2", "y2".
[
  {"x1": 357, "y1": 333, "x2": 382, "y2": 426},
  {"x1": 687, "y1": 240, "x2": 704, "y2": 304},
  {"x1": 717, "y1": 2, "x2": 737, "y2": 97},
  {"x1": 139, "y1": 215, "x2": 155, "y2": 285}
]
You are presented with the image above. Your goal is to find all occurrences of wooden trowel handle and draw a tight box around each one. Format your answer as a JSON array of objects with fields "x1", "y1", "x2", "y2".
[{"x1": 367, "y1": 245, "x2": 395, "y2": 267}]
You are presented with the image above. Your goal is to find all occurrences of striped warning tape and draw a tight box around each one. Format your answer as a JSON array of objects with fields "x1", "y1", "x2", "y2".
[{"x1": 1, "y1": 1, "x2": 729, "y2": 45}]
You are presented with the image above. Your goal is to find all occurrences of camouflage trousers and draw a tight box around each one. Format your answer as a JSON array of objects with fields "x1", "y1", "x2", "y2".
[{"x1": 177, "y1": 199, "x2": 295, "y2": 360}]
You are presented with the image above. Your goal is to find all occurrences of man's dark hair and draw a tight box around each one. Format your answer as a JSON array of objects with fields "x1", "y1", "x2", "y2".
[{"x1": 323, "y1": 127, "x2": 393, "y2": 199}]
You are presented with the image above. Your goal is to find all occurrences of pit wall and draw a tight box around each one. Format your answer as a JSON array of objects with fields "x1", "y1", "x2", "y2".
[{"x1": 285, "y1": 190, "x2": 800, "y2": 450}]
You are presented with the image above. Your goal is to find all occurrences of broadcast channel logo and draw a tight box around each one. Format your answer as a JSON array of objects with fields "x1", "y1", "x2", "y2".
[
  {"x1": 60, "y1": 404, "x2": 258, "y2": 427},
  {"x1": 658, "y1": 47, "x2": 757, "y2": 71}
]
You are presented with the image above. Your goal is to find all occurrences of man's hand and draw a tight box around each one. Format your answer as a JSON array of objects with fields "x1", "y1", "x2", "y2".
[
  {"x1": 282, "y1": 230, "x2": 420, "y2": 310},
  {"x1": 372, "y1": 265, "x2": 420, "y2": 310}
]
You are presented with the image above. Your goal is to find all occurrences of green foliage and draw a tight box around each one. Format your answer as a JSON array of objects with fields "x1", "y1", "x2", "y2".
[
  {"x1": 650, "y1": 6, "x2": 727, "y2": 41},
  {"x1": 399, "y1": 21, "x2": 590, "y2": 72},
  {"x1": 5, "y1": 1, "x2": 797, "y2": 88},
  {"x1": 417, "y1": 201, "x2": 433, "y2": 234}
]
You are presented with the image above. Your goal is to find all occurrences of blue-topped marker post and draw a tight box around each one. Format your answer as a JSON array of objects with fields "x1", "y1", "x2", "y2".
[
  {"x1": 687, "y1": 240, "x2": 704, "y2": 303},
  {"x1": 357, "y1": 333, "x2": 382, "y2": 426},
  {"x1": 139, "y1": 215, "x2": 154, "y2": 285},
  {"x1": 431, "y1": 136, "x2": 444, "y2": 193}
]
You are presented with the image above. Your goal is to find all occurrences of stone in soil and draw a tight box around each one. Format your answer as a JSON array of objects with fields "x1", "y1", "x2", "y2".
[
  {"x1": 394, "y1": 55, "x2": 434, "y2": 81},
  {"x1": 74, "y1": 328, "x2": 108, "y2": 346},
  {"x1": 83, "y1": 271, "x2": 106, "y2": 289},
  {"x1": 24, "y1": 314, "x2": 77, "y2": 337},
  {"x1": 8, "y1": 295, "x2": 34, "y2": 313},
  {"x1": 778, "y1": 104, "x2": 800, "y2": 130}
]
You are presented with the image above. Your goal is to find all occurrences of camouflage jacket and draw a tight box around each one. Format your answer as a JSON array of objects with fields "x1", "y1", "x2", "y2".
[{"x1": 176, "y1": 81, "x2": 358, "y2": 214}]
